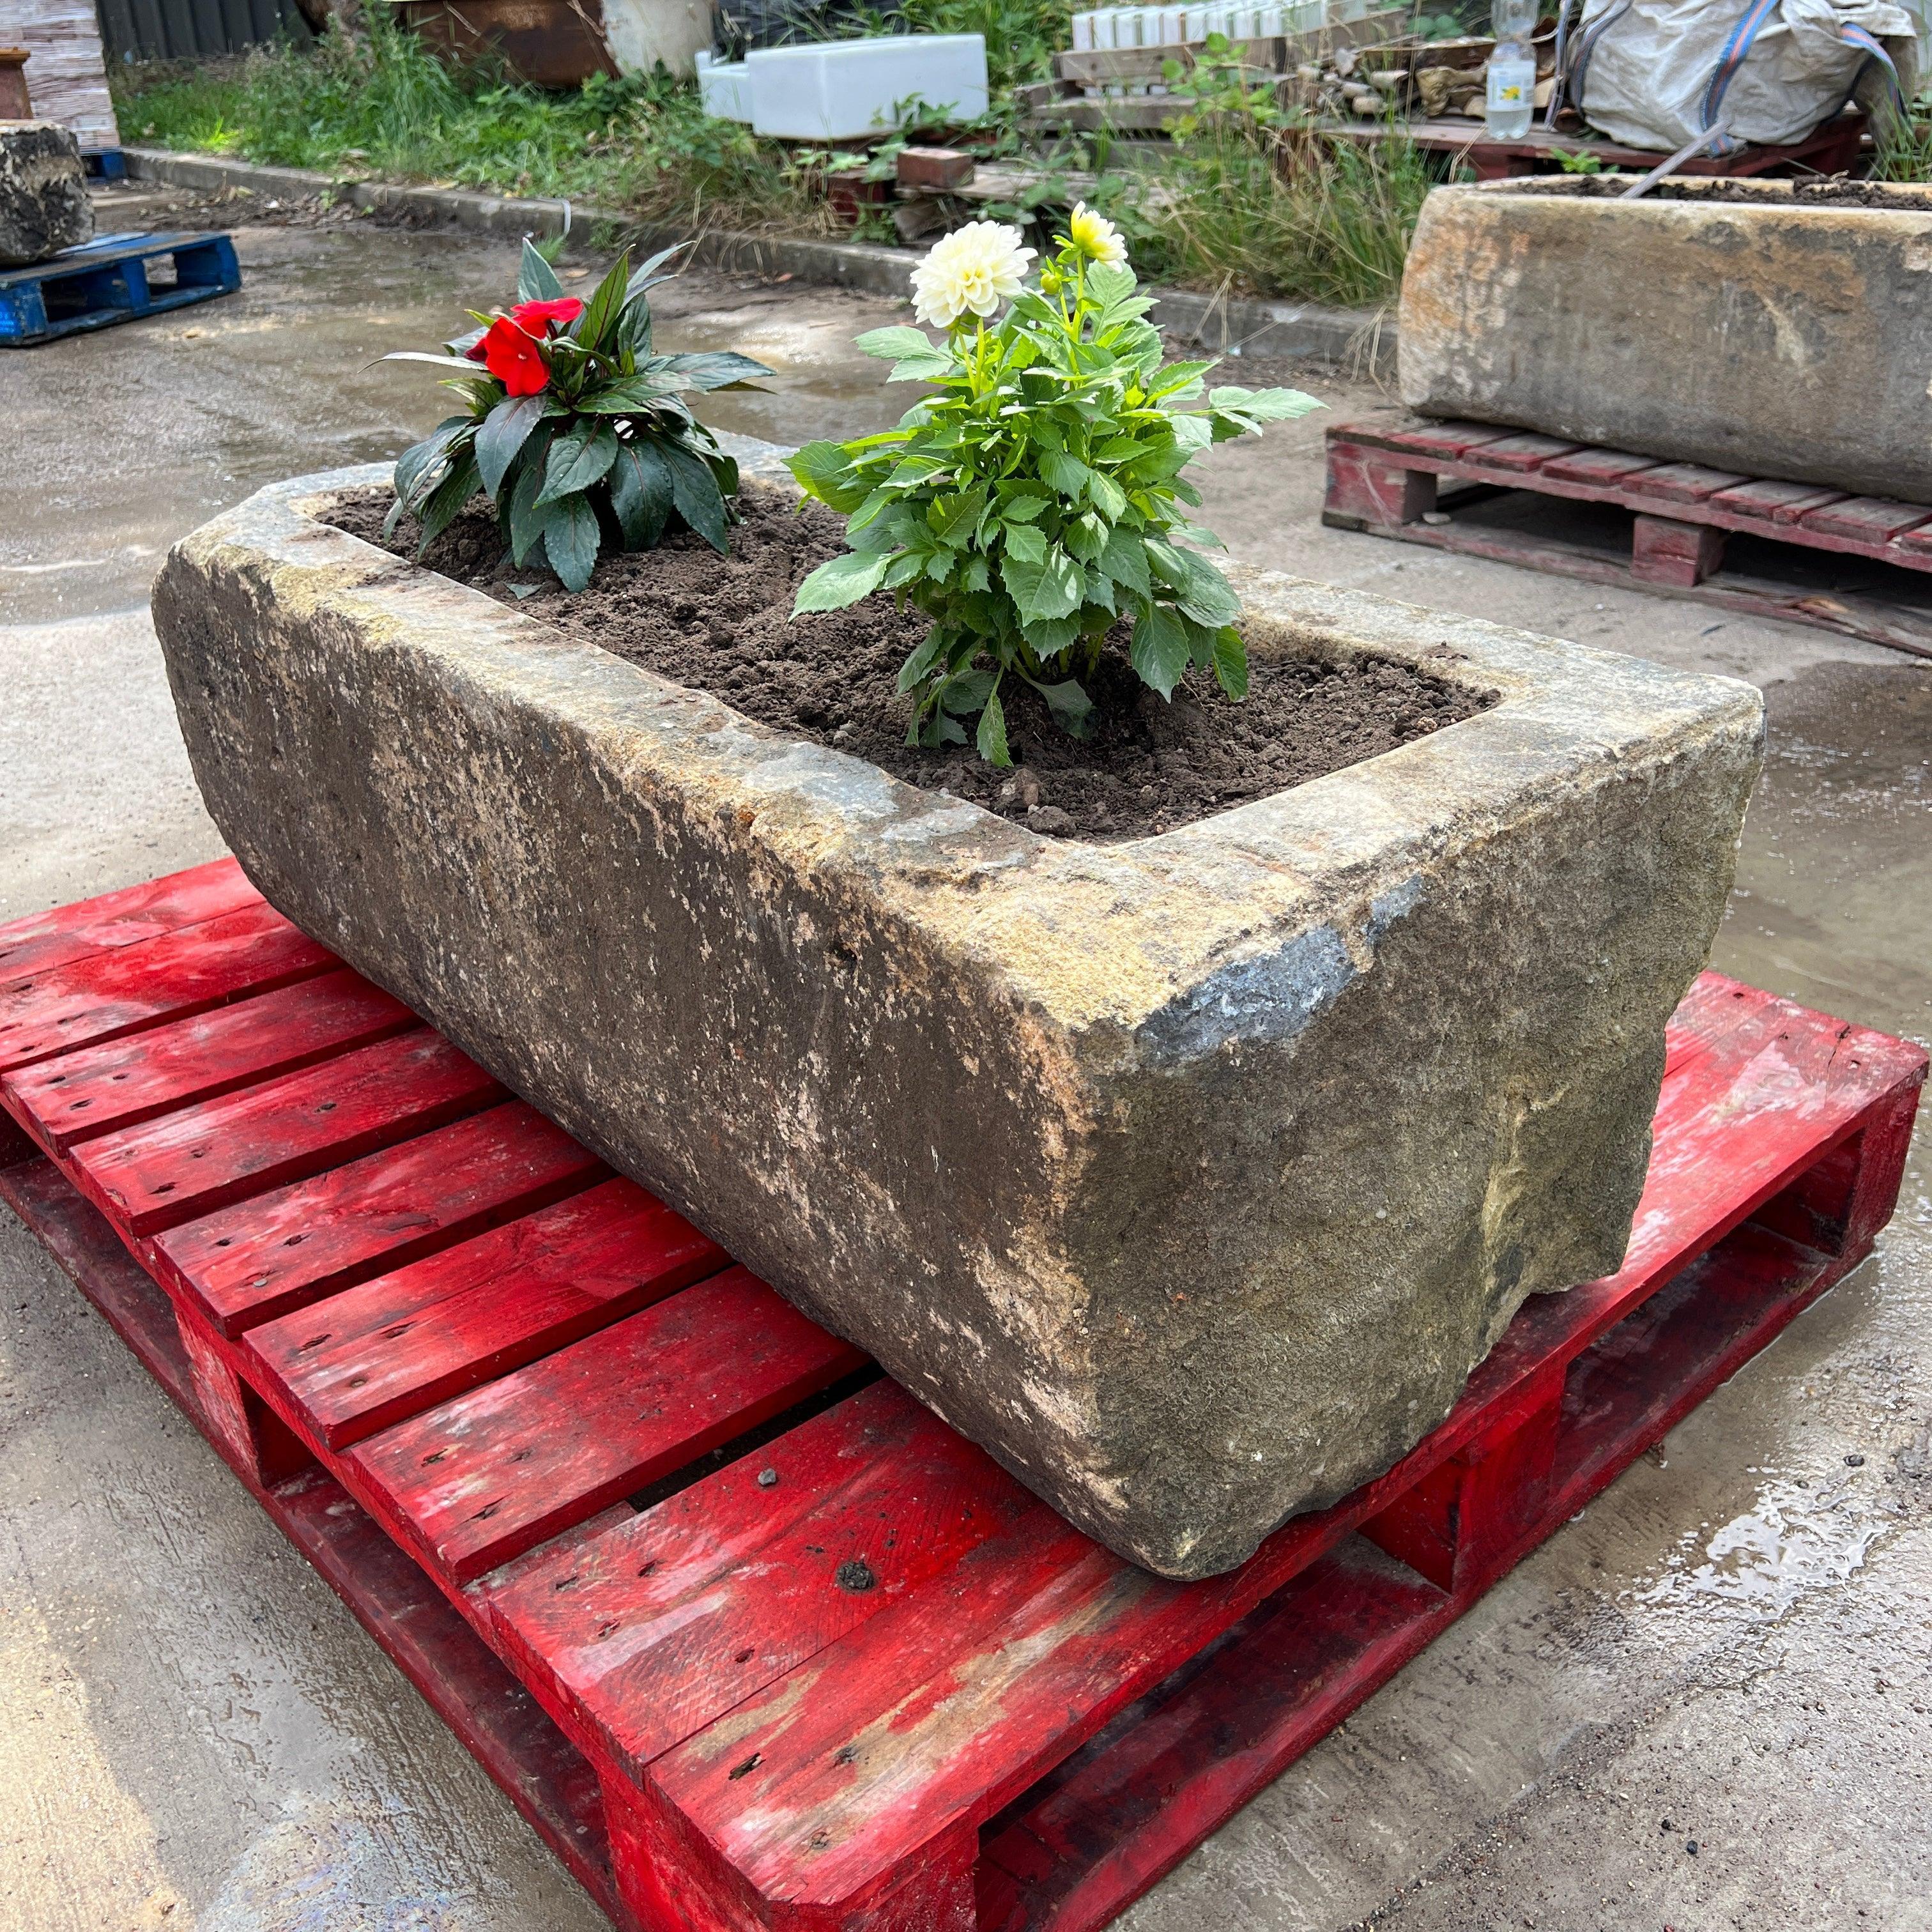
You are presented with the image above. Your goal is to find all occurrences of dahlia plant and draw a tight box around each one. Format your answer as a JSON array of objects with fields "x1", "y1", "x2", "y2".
[
  {"x1": 788, "y1": 208, "x2": 1321, "y2": 763},
  {"x1": 384, "y1": 241, "x2": 770, "y2": 592}
]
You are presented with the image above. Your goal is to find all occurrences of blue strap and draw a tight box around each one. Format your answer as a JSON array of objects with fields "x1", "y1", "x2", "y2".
[
  {"x1": 1700, "y1": 0, "x2": 1782, "y2": 152},
  {"x1": 1839, "y1": 20, "x2": 1905, "y2": 113},
  {"x1": 1568, "y1": 0, "x2": 1632, "y2": 118}
]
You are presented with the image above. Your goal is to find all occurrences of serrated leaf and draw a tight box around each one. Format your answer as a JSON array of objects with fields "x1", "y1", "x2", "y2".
[
  {"x1": 1206, "y1": 385, "x2": 1326, "y2": 422},
  {"x1": 1039, "y1": 448, "x2": 1092, "y2": 500},
  {"x1": 474, "y1": 394, "x2": 546, "y2": 500},
  {"x1": 1086, "y1": 468, "x2": 1128, "y2": 521},
  {"x1": 542, "y1": 493, "x2": 600, "y2": 593},
  {"x1": 1002, "y1": 522, "x2": 1047, "y2": 565},
  {"x1": 976, "y1": 686, "x2": 1010, "y2": 767},
  {"x1": 1002, "y1": 494, "x2": 1050, "y2": 523},
  {"x1": 926, "y1": 490, "x2": 984, "y2": 548},
  {"x1": 794, "y1": 549, "x2": 893, "y2": 614},
  {"x1": 1001, "y1": 549, "x2": 1082, "y2": 626},
  {"x1": 518, "y1": 238, "x2": 564, "y2": 304},
  {"x1": 1131, "y1": 606, "x2": 1191, "y2": 700},
  {"x1": 608, "y1": 437, "x2": 674, "y2": 549},
  {"x1": 661, "y1": 440, "x2": 728, "y2": 553},
  {"x1": 1099, "y1": 526, "x2": 1151, "y2": 598},
  {"x1": 896, "y1": 629, "x2": 948, "y2": 692},
  {"x1": 537, "y1": 422, "x2": 619, "y2": 507},
  {"x1": 1027, "y1": 674, "x2": 1094, "y2": 736},
  {"x1": 1212, "y1": 625, "x2": 1249, "y2": 700},
  {"x1": 655, "y1": 350, "x2": 775, "y2": 392},
  {"x1": 786, "y1": 439, "x2": 871, "y2": 514},
  {"x1": 855, "y1": 324, "x2": 953, "y2": 381}
]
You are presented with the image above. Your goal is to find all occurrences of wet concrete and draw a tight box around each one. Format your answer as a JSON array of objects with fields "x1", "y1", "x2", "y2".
[{"x1": 2, "y1": 185, "x2": 1928, "y2": 1931}]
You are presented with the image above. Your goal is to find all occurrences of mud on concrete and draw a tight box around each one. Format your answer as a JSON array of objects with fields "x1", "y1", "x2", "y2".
[{"x1": 1, "y1": 179, "x2": 1929, "y2": 1930}]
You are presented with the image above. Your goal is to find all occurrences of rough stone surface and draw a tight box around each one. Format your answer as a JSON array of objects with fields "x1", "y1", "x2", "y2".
[
  {"x1": 1400, "y1": 177, "x2": 1932, "y2": 505},
  {"x1": 151, "y1": 458, "x2": 1764, "y2": 1580},
  {"x1": 0, "y1": 121, "x2": 91, "y2": 268}
]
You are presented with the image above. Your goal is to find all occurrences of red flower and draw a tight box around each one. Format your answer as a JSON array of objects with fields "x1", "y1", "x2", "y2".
[
  {"x1": 510, "y1": 296, "x2": 585, "y2": 334},
  {"x1": 466, "y1": 315, "x2": 550, "y2": 396}
]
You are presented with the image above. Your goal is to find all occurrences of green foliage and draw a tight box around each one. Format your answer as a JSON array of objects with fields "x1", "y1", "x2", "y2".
[
  {"x1": 1107, "y1": 113, "x2": 1443, "y2": 309},
  {"x1": 1551, "y1": 146, "x2": 1605, "y2": 174},
  {"x1": 786, "y1": 222, "x2": 1321, "y2": 765},
  {"x1": 1871, "y1": 93, "x2": 1932, "y2": 180},
  {"x1": 113, "y1": 15, "x2": 824, "y2": 228},
  {"x1": 386, "y1": 241, "x2": 770, "y2": 592}
]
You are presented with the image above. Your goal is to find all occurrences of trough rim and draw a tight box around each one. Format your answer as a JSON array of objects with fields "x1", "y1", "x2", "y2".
[{"x1": 169, "y1": 458, "x2": 1766, "y2": 1032}]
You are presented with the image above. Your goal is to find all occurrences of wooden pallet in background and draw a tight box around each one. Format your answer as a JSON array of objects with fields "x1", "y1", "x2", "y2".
[
  {"x1": 1, "y1": 860, "x2": 1922, "y2": 1932},
  {"x1": 1325, "y1": 414, "x2": 1932, "y2": 660},
  {"x1": 0, "y1": 227, "x2": 240, "y2": 346}
]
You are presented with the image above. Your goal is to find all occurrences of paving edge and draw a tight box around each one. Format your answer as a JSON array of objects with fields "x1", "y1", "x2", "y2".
[{"x1": 123, "y1": 145, "x2": 1397, "y2": 373}]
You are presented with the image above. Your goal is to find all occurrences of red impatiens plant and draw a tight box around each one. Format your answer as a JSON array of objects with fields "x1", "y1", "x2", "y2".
[{"x1": 383, "y1": 241, "x2": 772, "y2": 592}]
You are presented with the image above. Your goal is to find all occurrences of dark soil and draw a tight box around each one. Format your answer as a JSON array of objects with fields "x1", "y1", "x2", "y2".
[
  {"x1": 1512, "y1": 175, "x2": 1932, "y2": 211},
  {"x1": 326, "y1": 485, "x2": 1494, "y2": 842}
]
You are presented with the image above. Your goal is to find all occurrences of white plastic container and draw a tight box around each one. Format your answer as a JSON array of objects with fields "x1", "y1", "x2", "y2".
[
  {"x1": 744, "y1": 34, "x2": 990, "y2": 140},
  {"x1": 694, "y1": 49, "x2": 756, "y2": 122}
]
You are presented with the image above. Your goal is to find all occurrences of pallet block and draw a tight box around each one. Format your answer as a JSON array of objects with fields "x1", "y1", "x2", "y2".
[
  {"x1": 1, "y1": 859, "x2": 1922, "y2": 1932},
  {"x1": 1324, "y1": 414, "x2": 1932, "y2": 660}
]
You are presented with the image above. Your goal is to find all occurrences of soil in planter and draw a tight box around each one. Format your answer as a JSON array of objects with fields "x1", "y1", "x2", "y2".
[
  {"x1": 328, "y1": 487, "x2": 1494, "y2": 843},
  {"x1": 1510, "y1": 176, "x2": 1932, "y2": 212}
]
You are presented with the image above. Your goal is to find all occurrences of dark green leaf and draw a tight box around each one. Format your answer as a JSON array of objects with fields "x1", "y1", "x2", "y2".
[
  {"x1": 537, "y1": 422, "x2": 620, "y2": 506},
  {"x1": 507, "y1": 424, "x2": 556, "y2": 565},
  {"x1": 608, "y1": 437, "x2": 674, "y2": 549},
  {"x1": 394, "y1": 417, "x2": 470, "y2": 512},
  {"x1": 542, "y1": 493, "x2": 600, "y2": 593},
  {"x1": 661, "y1": 440, "x2": 728, "y2": 553},
  {"x1": 1001, "y1": 549, "x2": 1083, "y2": 626},
  {"x1": 1027, "y1": 675, "x2": 1094, "y2": 736},
  {"x1": 518, "y1": 238, "x2": 564, "y2": 304},
  {"x1": 896, "y1": 628, "x2": 948, "y2": 692},
  {"x1": 580, "y1": 374, "x2": 677, "y2": 414},
  {"x1": 474, "y1": 395, "x2": 546, "y2": 500},
  {"x1": 624, "y1": 242, "x2": 687, "y2": 304},
  {"x1": 655, "y1": 350, "x2": 775, "y2": 392},
  {"x1": 572, "y1": 252, "x2": 631, "y2": 356},
  {"x1": 1130, "y1": 606, "x2": 1191, "y2": 699},
  {"x1": 795, "y1": 549, "x2": 891, "y2": 613},
  {"x1": 415, "y1": 454, "x2": 481, "y2": 553},
  {"x1": 1039, "y1": 449, "x2": 1092, "y2": 500},
  {"x1": 1002, "y1": 522, "x2": 1046, "y2": 565}
]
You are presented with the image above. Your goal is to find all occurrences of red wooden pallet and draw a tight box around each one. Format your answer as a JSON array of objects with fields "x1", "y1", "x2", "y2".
[
  {"x1": 1323, "y1": 415, "x2": 1932, "y2": 661},
  {"x1": 1, "y1": 859, "x2": 1922, "y2": 1932}
]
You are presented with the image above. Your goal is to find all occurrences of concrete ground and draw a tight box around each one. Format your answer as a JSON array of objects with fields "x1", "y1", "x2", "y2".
[{"x1": 2, "y1": 185, "x2": 1928, "y2": 1932}]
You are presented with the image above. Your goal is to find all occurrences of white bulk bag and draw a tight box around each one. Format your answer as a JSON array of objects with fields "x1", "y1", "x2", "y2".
[{"x1": 1571, "y1": 0, "x2": 1917, "y2": 151}]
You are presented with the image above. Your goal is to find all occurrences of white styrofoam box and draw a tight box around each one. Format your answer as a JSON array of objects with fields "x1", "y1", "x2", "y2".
[
  {"x1": 1072, "y1": 8, "x2": 1095, "y2": 45},
  {"x1": 745, "y1": 35, "x2": 989, "y2": 140},
  {"x1": 694, "y1": 50, "x2": 756, "y2": 121}
]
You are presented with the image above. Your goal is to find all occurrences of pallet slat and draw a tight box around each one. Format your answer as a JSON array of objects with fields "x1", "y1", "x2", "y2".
[
  {"x1": 0, "y1": 898, "x2": 335, "y2": 1074},
  {"x1": 351, "y1": 1266, "x2": 870, "y2": 1584},
  {"x1": 155, "y1": 1098, "x2": 605, "y2": 1337},
  {"x1": 0, "y1": 856, "x2": 252, "y2": 990},
  {"x1": 1798, "y1": 495, "x2": 1932, "y2": 543},
  {"x1": 71, "y1": 1026, "x2": 505, "y2": 1236},
  {"x1": 248, "y1": 1176, "x2": 727, "y2": 1448},
  {"x1": 3, "y1": 967, "x2": 413, "y2": 1153}
]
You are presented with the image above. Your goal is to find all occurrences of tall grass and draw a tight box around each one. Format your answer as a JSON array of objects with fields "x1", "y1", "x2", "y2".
[
  {"x1": 115, "y1": 15, "x2": 825, "y2": 228},
  {"x1": 1118, "y1": 123, "x2": 1438, "y2": 309}
]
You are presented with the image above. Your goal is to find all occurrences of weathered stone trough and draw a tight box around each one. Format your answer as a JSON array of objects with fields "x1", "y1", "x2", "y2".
[
  {"x1": 153, "y1": 459, "x2": 1763, "y2": 1579},
  {"x1": 1400, "y1": 177, "x2": 1932, "y2": 505}
]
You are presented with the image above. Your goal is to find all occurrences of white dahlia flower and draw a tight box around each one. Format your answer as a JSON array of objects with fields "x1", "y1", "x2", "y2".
[
  {"x1": 910, "y1": 220, "x2": 1037, "y2": 330},
  {"x1": 1065, "y1": 201, "x2": 1128, "y2": 268}
]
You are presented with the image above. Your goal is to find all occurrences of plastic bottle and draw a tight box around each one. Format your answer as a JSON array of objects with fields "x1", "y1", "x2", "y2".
[{"x1": 1485, "y1": 0, "x2": 1537, "y2": 140}]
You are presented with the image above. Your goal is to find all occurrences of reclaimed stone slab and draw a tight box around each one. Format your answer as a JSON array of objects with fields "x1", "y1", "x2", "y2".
[
  {"x1": 0, "y1": 119, "x2": 89, "y2": 266},
  {"x1": 1400, "y1": 177, "x2": 1932, "y2": 507},
  {"x1": 151, "y1": 459, "x2": 1763, "y2": 1579}
]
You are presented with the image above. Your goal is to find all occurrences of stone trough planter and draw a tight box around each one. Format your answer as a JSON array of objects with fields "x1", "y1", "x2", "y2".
[
  {"x1": 153, "y1": 457, "x2": 1763, "y2": 1580},
  {"x1": 1399, "y1": 176, "x2": 1932, "y2": 505}
]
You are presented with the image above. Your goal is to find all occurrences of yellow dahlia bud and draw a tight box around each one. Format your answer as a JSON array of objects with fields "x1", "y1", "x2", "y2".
[{"x1": 1064, "y1": 202, "x2": 1128, "y2": 268}]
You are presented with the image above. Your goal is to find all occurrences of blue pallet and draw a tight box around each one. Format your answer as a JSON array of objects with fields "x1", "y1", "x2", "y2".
[
  {"x1": 0, "y1": 230, "x2": 241, "y2": 347},
  {"x1": 82, "y1": 149, "x2": 129, "y2": 183}
]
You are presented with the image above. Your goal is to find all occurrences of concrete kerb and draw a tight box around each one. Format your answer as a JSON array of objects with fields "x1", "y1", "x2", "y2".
[{"x1": 123, "y1": 145, "x2": 1397, "y2": 374}]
